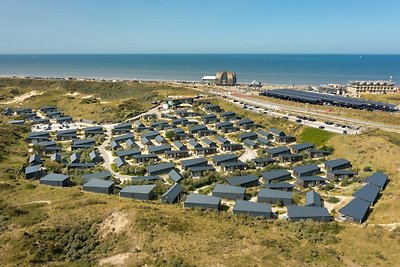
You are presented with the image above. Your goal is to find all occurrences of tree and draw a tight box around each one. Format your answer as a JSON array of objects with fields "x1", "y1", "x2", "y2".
[{"x1": 165, "y1": 131, "x2": 176, "y2": 140}]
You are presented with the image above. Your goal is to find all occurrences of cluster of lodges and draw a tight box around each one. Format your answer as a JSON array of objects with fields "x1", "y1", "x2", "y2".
[
  {"x1": 4, "y1": 106, "x2": 74, "y2": 126},
  {"x1": 14, "y1": 99, "x2": 389, "y2": 224}
]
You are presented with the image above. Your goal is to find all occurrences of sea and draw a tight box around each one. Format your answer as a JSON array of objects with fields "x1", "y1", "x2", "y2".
[{"x1": 0, "y1": 54, "x2": 399, "y2": 85}]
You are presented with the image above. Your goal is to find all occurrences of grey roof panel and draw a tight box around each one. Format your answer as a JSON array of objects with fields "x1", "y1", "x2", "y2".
[
  {"x1": 339, "y1": 198, "x2": 370, "y2": 222},
  {"x1": 364, "y1": 172, "x2": 388, "y2": 189},
  {"x1": 353, "y1": 184, "x2": 380, "y2": 204},
  {"x1": 287, "y1": 205, "x2": 330, "y2": 219}
]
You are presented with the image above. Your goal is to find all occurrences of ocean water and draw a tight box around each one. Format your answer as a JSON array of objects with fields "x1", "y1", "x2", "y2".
[{"x1": 0, "y1": 54, "x2": 399, "y2": 85}]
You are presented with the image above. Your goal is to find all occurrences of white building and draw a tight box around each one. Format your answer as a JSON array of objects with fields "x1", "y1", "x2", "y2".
[{"x1": 347, "y1": 81, "x2": 396, "y2": 95}]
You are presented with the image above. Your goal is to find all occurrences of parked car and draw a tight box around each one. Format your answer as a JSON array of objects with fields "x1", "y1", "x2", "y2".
[{"x1": 319, "y1": 126, "x2": 325, "y2": 129}]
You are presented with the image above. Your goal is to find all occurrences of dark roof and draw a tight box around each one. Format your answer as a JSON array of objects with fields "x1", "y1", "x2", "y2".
[
  {"x1": 202, "y1": 114, "x2": 217, "y2": 119},
  {"x1": 328, "y1": 169, "x2": 356, "y2": 176},
  {"x1": 244, "y1": 139, "x2": 257, "y2": 147},
  {"x1": 113, "y1": 133, "x2": 135, "y2": 142},
  {"x1": 82, "y1": 171, "x2": 112, "y2": 182},
  {"x1": 202, "y1": 137, "x2": 216, "y2": 146},
  {"x1": 113, "y1": 122, "x2": 132, "y2": 129},
  {"x1": 258, "y1": 188, "x2": 293, "y2": 199},
  {"x1": 141, "y1": 130, "x2": 160, "y2": 138},
  {"x1": 297, "y1": 176, "x2": 325, "y2": 182},
  {"x1": 173, "y1": 140, "x2": 186, "y2": 149},
  {"x1": 57, "y1": 129, "x2": 77, "y2": 136},
  {"x1": 185, "y1": 193, "x2": 221, "y2": 205},
  {"x1": 233, "y1": 200, "x2": 272, "y2": 214},
  {"x1": 40, "y1": 173, "x2": 69, "y2": 182},
  {"x1": 132, "y1": 175, "x2": 160, "y2": 182},
  {"x1": 72, "y1": 138, "x2": 95, "y2": 146},
  {"x1": 212, "y1": 153, "x2": 238, "y2": 164},
  {"x1": 83, "y1": 126, "x2": 104, "y2": 133},
  {"x1": 188, "y1": 165, "x2": 215, "y2": 172},
  {"x1": 83, "y1": 178, "x2": 114, "y2": 188},
  {"x1": 221, "y1": 161, "x2": 246, "y2": 168},
  {"x1": 266, "y1": 146, "x2": 290, "y2": 155},
  {"x1": 215, "y1": 135, "x2": 229, "y2": 144},
  {"x1": 133, "y1": 154, "x2": 158, "y2": 160},
  {"x1": 292, "y1": 164, "x2": 320, "y2": 175},
  {"x1": 189, "y1": 124, "x2": 208, "y2": 132},
  {"x1": 227, "y1": 174, "x2": 259, "y2": 186},
  {"x1": 257, "y1": 137, "x2": 270, "y2": 145},
  {"x1": 265, "y1": 182, "x2": 294, "y2": 190},
  {"x1": 353, "y1": 185, "x2": 380, "y2": 204},
  {"x1": 25, "y1": 164, "x2": 42, "y2": 174},
  {"x1": 364, "y1": 172, "x2": 388, "y2": 189},
  {"x1": 324, "y1": 158, "x2": 351, "y2": 168},
  {"x1": 148, "y1": 144, "x2": 171, "y2": 153},
  {"x1": 261, "y1": 88, "x2": 397, "y2": 111},
  {"x1": 258, "y1": 129, "x2": 272, "y2": 138},
  {"x1": 116, "y1": 149, "x2": 141, "y2": 157},
  {"x1": 237, "y1": 118, "x2": 254, "y2": 125},
  {"x1": 161, "y1": 183, "x2": 183, "y2": 202},
  {"x1": 120, "y1": 185, "x2": 155, "y2": 194},
  {"x1": 287, "y1": 205, "x2": 330, "y2": 220},
  {"x1": 305, "y1": 191, "x2": 322, "y2": 207},
  {"x1": 221, "y1": 111, "x2": 235, "y2": 117},
  {"x1": 146, "y1": 162, "x2": 175, "y2": 173},
  {"x1": 181, "y1": 158, "x2": 208, "y2": 168},
  {"x1": 269, "y1": 128, "x2": 286, "y2": 136},
  {"x1": 291, "y1": 143, "x2": 314, "y2": 151},
  {"x1": 262, "y1": 169, "x2": 291, "y2": 181},
  {"x1": 115, "y1": 157, "x2": 127, "y2": 168},
  {"x1": 253, "y1": 157, "x2": 275, "y2": 164},
  {"x1": 216, "y1": 121, "x2": 233, "y2": 128},
  {"x1": 188, "y1": 139, "x2": 201, "y2": 148},
  {"x1": 212, "y1": 184, "x2": 245, "y2": 195},
  {"x1": 339, "y1": 198, "x2": 370, "y2": 222},
  {"x1": 239, "y1": 131, "x2": 258, "y2": 140},
  {"x1": 67, "y1": 163, "x2": 95, "y2": 168},
  {"x1": 168, "y1": 169, "x2": 183, "y2": 182}
]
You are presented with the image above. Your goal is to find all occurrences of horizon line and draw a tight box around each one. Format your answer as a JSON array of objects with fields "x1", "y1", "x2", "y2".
[{"x1": 0, "y1": 52, "x2": 400, "y2": 56}]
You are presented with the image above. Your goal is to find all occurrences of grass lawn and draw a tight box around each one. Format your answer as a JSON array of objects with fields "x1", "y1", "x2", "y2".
[{"x1": 299, "y1": 127, "x2": 336, "y2": 147}]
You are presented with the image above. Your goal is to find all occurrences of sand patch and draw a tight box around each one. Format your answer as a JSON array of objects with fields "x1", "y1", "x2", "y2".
[
  {"x1": 99, "y1": 212, "x2": 130, "y2": 238},
  {"x1": 65, "y1": 92, "x2": 81, "y2": 97},
  {"x1": 24, "y1": 200, "x2": 51, "y2": 205},
  {"x1": 99, "y1": 253, "x2": 132, "y2": 266},
  {"x1": 1, "y1": 90, "x2": 42, "y2": 104}
]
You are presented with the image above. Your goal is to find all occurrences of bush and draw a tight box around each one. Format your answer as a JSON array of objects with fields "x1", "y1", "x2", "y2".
[{"x1": 363, "y1": 166, "x2": 373, "y2": 172}]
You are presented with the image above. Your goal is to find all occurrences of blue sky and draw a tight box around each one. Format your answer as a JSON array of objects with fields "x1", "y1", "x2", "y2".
[{"x1": 0, "y1": 0, "x2": 399, "y2": 54}]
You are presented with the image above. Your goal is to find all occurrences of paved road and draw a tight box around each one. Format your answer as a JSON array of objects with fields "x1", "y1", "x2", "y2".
[
  {"x1": 206, "y1": 89, "x2": 400, "y2": 134},
  {"x1": 98, "y1": 124, "x2": 132, "y2": 183}
]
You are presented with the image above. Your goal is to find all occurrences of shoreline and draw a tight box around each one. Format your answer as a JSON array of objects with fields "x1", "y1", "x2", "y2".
[{"x1": 0, "y1": 74, "x2": 319, "y2": 88}]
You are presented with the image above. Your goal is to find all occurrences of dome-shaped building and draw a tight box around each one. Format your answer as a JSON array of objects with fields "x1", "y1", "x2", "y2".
[{"x1": 215, "y1": 71, "x2": 237, "y2": 86}]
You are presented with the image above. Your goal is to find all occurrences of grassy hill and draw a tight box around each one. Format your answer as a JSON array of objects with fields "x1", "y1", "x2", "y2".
[{"x1": 0, "y1": 78, "x2": 198, "y2": 123}]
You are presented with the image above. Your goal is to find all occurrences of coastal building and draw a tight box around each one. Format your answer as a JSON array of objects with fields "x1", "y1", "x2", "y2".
[
  {"x1": 119, "y1": 185, "x2": 155, "y2": 200},
  {"x1": 233, "y1": 200, "x2": 273, "y2": 218},
  {"x1": 212, "y1": 184, "x2": 246, "y2": 200},
  {"x1": 83, "y1": 179, "x2": 114, "y2": 194},
  {"x1": 257, "y1": 188, "x2": 293, "y2": 205},
  {"x1": 39, "y1": 173, "x2": 70, "y2": 187},
  {"x1": 226, "y1": 174, "x2": 259, "y2": 187},
  {"x1": 347, "y1": 81, "x2": 396, "y2": 95},
  {"x1": 160, "y1": 183, "x2": 183, "y2": 204},
  {"x1": 184, "y1": 193, "x2": 221, "y2": 210},
  {"x1": 215, "y1": 71, "x2": 237, "y2": 86},
  {"x1": 287, "y1": 206, "x2": 330, "y2": 222}
]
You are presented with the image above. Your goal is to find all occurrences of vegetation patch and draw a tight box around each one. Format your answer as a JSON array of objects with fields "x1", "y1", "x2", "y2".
[{"x1": 300, "y1": 127, "x2": 336, "y2": 147}]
